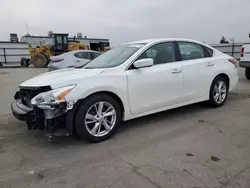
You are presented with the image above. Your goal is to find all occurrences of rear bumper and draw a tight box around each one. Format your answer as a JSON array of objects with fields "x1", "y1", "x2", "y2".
[
  {"x1": 239, "y1": 61, "x2": 250, "y2": 68},
  {"x1": 229, "y1": 74, "x2": 239, "y2": 92}
]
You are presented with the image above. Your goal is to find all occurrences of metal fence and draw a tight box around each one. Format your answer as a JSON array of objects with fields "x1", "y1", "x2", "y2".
[
  {"x1": 0, "y1": 42, "x2": 248, "y2": 66},
  {"x1": 211, "y1": 43, "x2": 248, "y2": 60},
  {"x1": 0, "y1": 47, "x2": 30, "y2": 65}
]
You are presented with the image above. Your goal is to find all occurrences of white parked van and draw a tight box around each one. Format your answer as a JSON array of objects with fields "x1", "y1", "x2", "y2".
[{"x1": 239, "y1": 44, "x2": 250, "y2": 79}]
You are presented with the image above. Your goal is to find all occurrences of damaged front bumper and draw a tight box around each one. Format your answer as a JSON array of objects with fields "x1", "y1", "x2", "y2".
[
  {"x1": 11, "y1": 88, "x2": 78, "y2": 137},
  {"x1": 11, "y1": 99, "x2": 34, "y2": 122}
]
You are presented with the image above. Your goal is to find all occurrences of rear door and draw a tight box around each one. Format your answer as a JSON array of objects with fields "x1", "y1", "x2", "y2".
[{"x1": 177, "y1": 41, "x2": 215, "y2": 101}]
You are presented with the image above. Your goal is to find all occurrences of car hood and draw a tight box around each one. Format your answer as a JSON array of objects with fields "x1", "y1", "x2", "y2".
[{"x1": 20, "y1": 68, "x2": 104, "y2": 89}]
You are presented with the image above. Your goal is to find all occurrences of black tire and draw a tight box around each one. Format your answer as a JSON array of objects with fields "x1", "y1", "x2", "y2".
[
  {"x1": 31, "y1": 53, "x2": 49, "y2": 68},
  {"x1": 20, "y1": 58, "x2": 26, "y2": 67},
  {"x1": 75, "y1": 94, "x2": 121, "y2": 143},
  {"x1": 245, "y1": 68, "x2": 250, "y2": 80},
  {"x1": 208, "y1": 76, "x2": 229, "y2": 108},
  {"x1": 21, "y1": 58, "x2": 30, "y2": 67},
  {"x1": 25, "y1": 58, "x2": 31, "y2": 67}
]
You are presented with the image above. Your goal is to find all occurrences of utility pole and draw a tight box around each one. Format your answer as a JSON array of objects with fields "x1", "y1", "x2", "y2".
[
  {"x1": 26, "y1": 24, "x2": 30, "y2": 35},
  {"x1": 230, "y1": 38, "x2": 235, "y2": 57}
]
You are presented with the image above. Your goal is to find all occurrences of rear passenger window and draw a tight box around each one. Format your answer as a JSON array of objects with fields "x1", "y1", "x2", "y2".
[
  {"x1": 178, "y1": 42, "x2": 205, "y2": 60},
  {"x1": 204, "y1": 47, "x2": 213, "y2": 57},
  {"x1": 90, "y1": 52, "x2": 101, "y2": 60},
  {"x1": 74, "y1": 52, "x2": 90, "y2": 59}
]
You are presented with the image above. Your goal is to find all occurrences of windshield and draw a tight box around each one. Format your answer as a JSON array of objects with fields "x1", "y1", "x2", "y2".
[{"x1": 84, "y1": 43, "x2": 146, "y2": 69}]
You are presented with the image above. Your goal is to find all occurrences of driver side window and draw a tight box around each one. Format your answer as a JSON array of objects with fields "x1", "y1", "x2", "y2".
[{"x1": 138, "y1": 42, "x2": 175, "y2": 65}]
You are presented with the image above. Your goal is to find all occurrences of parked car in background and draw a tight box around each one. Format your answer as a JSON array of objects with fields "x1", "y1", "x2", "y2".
[
  {"x1": 239, "y1": 44, "x2": 250, "y2": 79},
  {"x1": 48, "y1": 50, "x2": 101, "y2": 71},
  {"x1": 11, "y1": 38, "x2": 238, "y2": 143}
]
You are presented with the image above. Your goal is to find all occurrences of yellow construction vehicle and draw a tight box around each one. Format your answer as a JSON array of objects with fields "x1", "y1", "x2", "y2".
[
  {"x1": 104, "y1": 47, "x2": 111, "y2": 52},
  {"x1": 21, "y1": 33, "x2": 89, "y2": 68}
]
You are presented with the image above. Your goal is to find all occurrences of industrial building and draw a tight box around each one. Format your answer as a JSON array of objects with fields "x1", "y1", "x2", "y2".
[
  {"x1": 0, "y1": 32, "x2": 110, "y2": 65},
  {"x1": 20, "y1": 32, "x2": 110, "y2": 51}
]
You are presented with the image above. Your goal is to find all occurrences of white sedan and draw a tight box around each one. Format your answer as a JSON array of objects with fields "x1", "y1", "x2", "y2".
[
  {"x1": 11, "y1": 38, "x2": 238, "y2": 142},
  {"x1": 48, "y1": 50, "x2": 101, "y2": 71}
]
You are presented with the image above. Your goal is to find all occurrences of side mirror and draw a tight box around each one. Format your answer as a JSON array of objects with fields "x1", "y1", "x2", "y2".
[{"x1": 133, "y1": 58, "x2": 154, "y2": 68}]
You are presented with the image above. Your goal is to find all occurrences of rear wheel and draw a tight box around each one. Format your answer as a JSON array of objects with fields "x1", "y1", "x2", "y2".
[
  {"x1": 75, "y1": 94, "x2": 121, "y2": 143},
  {"x1": 31, "y1": 53, "x2": 49, "y2": 68},
  {"x1": 245, "y1": 68, "x2": 250, "y2": 80},
  {"x1": 208, "y1": 76, "x2": 229, "y2": 107}
]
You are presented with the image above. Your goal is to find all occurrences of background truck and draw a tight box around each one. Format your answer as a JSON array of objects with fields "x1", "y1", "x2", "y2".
[{"x1": 239, "y1": 44, "x2": 250, "y2": 79}]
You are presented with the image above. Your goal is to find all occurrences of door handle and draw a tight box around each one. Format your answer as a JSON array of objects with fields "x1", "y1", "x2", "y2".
[
  {"x1": 207, "y1": 62, "x2": 214, "y2": 67},
  {"x1": 171, "y1": 68, "x2": 182, "y2": 74}
]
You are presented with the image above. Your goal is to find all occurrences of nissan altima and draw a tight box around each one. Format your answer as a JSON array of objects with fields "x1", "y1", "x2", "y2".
[{"x1": 11, "y1": 38, "x2": 238, "y2": 142}]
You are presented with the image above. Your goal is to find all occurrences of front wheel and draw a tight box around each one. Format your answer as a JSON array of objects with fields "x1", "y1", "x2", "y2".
[
  {"x1": 31, "y1": 53, "x2": 49, "y2": 68},
  {"x1": 208, "y1": 76, "x2": 229, "y2": 107},
  {"x1": 245, "y1": 68, "x2": 250, "y2": 80},
  {"x1": 75, "y1": 94, "x2": 121, "y2": 143}
]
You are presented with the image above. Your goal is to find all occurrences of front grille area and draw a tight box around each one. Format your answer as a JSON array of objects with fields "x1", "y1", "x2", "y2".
[
  {"x1": 14, "y1": 85, "x2": 69, "y2": 132},
  {"x1": 14, "y1": 86, "x2": 51, "y2": 130},
  {"x1": 15, "y1": 86, "x2": 51, "y2": 107}
]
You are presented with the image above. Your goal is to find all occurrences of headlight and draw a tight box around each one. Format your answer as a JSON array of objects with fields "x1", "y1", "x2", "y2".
[{"x1": 31, "y1": 85, "x2": 76, "y2": 106}]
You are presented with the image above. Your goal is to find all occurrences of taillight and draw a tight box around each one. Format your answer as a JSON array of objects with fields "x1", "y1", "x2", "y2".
[
  {"x1": 241, "y1": 47, "x2": 244, "y2": 57},
  {"x1": 228, "y1": 58, "x2": 238, "y2": 68},
  {"x1": 52, "y1": 59, "x2": 64, "y2": 63}
]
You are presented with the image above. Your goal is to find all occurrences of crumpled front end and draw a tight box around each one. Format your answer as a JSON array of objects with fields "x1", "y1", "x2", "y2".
[{"x1": 11, "y1": 85, "x2": 77, "y2": 137}]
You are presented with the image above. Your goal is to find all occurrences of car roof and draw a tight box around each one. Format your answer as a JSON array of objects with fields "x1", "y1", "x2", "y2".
[
  {"x1": 125, "y1": 38, "x2": 214, "y2": 50},
  {"x1": 127, "y1": 38, "x2": 207, "y2": 45},
  {"x1": 52, "y1": 50, "x2": 101, "y2": 58},
  {"x1": 69, "y1": 50, "x2": 101, "y2": 53},
  {"x1": 61, "y1": 50, "x2": 101, "y2": 56}
]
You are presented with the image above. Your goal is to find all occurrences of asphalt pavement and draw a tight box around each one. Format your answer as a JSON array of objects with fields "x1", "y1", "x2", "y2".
[{"x1": 0, "y1": 67, "x2": 250, "y2": 188}]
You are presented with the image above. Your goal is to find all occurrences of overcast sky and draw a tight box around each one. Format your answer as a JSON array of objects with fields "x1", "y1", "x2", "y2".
[{"x1": 1, "y1": 0, "x2": 250, "y2": 45}]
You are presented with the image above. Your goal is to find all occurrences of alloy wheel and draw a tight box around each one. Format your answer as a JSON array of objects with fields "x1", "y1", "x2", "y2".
[
  {"x1": 85, "y1": 101, "x2": 116, "y2": 137},
  {"x1": 213, "y1": 81, "x2": 227, "y2": 104}
]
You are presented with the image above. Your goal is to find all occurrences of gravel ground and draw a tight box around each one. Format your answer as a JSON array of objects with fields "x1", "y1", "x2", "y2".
[{"x1": 0, "y1": 67, "x2": 250, "y2": 188}]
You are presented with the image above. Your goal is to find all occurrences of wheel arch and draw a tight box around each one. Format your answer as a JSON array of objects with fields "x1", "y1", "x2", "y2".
[
  {"x1": 83, "y1": 91, "x2": 125, "y2": 116},
  {"x1": 208, "y1": 73, "x2": 230, "y2": 107},
  {"x1": 213, "y1": 73, "x2": 230, "y2": 87},
  {"x1": 68, "y1": 90, "x2": 126, "y2": 135}
]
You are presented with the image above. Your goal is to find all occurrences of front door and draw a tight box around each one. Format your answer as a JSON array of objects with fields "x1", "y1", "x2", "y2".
[{"x1": 126, "y1": 42, "x2": 183, "y2": 115}]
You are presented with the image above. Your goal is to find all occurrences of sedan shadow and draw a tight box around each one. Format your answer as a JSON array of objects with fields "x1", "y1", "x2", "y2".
[
  {"x1": 44, "y1": 102, "x2": 209, "y2": 148},
  {"x1": 117, "y1": 102, "x2": 208, "y2": 135}
]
